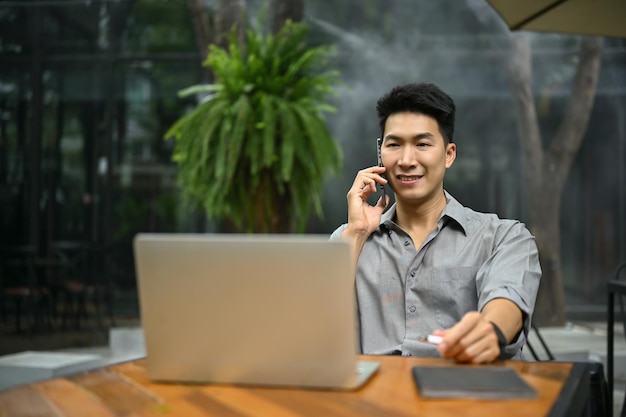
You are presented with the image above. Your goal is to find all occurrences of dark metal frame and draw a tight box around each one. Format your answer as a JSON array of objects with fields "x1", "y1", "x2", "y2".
[
  {"x1": 606, "y1": 261, "x2": 626, "y2": 416},
  {"x1": 526, "y1": 324, "x2": 556, "y2": 361}
]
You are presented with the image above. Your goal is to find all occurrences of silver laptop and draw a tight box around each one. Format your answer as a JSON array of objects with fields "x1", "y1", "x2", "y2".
[{"x1": 133, "y1": 233, "x2": 380, "y2": 390}]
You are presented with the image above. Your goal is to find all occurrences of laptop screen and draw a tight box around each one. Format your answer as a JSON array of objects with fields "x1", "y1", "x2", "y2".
[{"x1": 133, "y1": 233, "x2": 364, "y2": 389}]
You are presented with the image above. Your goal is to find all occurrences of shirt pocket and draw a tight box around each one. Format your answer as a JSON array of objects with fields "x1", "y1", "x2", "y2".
[{"x1": 431, "y1": 266, "x2": 479, "y2": 329}]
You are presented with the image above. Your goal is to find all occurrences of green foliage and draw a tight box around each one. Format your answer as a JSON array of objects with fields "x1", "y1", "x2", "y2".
[{"x1": 165, "y1": 20, "x2": 342, "y2": 232}]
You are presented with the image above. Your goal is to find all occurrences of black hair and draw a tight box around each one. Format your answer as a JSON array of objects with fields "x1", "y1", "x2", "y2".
[{"x1": 376, "y1": 83, "x2": 455, "y2": 144}]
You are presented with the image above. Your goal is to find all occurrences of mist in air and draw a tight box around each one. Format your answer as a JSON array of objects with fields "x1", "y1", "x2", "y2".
[{"x1": 297, "y1": 0, "x2": 625, "y2": 306}]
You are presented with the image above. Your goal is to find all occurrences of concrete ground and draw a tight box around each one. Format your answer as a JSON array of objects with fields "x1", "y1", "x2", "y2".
[{"x1": 2, "y1": 321, "x2": 626, "y2": 416}]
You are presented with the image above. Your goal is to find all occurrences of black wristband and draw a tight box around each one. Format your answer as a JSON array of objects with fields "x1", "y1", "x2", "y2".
[{"x1": 490, "y1": 321, "x2": 507, "y2": 360}]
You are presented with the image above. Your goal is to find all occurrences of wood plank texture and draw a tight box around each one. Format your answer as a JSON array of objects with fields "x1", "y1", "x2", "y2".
[{"x1": 0, "y1": 356, "x2": 584, "y2": 417}]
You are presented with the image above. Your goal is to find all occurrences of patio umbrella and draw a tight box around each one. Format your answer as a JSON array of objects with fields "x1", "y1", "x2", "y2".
[{"x1": 485, "y1": 0, "x2": 626, "y2": 38}]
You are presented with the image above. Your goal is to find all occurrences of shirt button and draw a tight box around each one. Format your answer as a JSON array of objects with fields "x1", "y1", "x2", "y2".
[
  {"x1": 404, "y1": 241, "x2": 410, "y2": 246},
  {"x1": 409, "y1": 306, "x2": 416, "y2": 313},
  {"x1": 410, "y1": 270, "x2": 416, "y2": 277}
]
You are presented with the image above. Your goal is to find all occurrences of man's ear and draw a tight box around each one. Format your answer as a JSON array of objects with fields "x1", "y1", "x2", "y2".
[{"x1": 445, "y1": 143, "x2": 456, "y2": 168}]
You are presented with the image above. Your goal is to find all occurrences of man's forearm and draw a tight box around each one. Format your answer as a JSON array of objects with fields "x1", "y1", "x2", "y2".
[
  {"x1": 341, "y1": 228, "x2": 367, "y2": 276},
  {"x1": 481, "y1": 298, "x2": 524, "y2": 343}
]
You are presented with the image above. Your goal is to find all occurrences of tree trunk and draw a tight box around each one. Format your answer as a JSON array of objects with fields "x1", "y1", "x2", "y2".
[
  {"x1": 506, "y1": 35, "x2": 604, "y2": 326},
  {"x1": 185, "y1": 0, "x2": 246, "y2": 233},
  {"x1": 186, "y1": 0, "x2": 212, "y2": 63},
  {"x1": 186, "y1": 0, "x2": 246, "y2": 76},
  {"x1": 259, "y1": 0, "x2": 305, "y2": 232},
  {"x1": 269, "y1": 0, "x2": 304, "y2": 33},
  {"x1": 252, "y1": 170, "x2": 293, "y2": 233},
  {"x1": 214, "y1": 0, "x2": 246, "y2": 48}
]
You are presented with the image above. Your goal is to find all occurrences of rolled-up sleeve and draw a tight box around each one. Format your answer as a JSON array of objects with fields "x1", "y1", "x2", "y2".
[
  {"x1": 475, "y1": 221, "x2": 541, "y2": 356},
  {"x1": 329, "y1": 224, "x2": 347, "y2": 241}
]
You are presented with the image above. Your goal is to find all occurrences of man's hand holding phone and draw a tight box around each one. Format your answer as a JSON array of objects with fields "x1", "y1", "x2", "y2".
[
  {"x1": 341, "y1": 165, "x2": 389, "y2": 267},
  {"x1": 340, "y1": 138, "x2": 390, "y2": 266},
  {"x1": 342, "y1": 165, "x2": 389, "y2": 240}
]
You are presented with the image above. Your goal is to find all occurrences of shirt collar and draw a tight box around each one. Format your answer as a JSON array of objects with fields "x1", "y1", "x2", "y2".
[{"x1": 379, "y1": 190, "x2": 468, "y2": 235}]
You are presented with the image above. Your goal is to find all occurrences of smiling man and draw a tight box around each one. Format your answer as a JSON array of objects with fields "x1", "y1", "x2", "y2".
[{"x1": 330, "y1": 83, "x2": 541, "y2": 363}]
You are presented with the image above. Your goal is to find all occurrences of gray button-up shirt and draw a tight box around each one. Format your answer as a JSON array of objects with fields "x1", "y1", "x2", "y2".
[{"x1": 330, "y1": 191, "x2": 541, "y2": 359}]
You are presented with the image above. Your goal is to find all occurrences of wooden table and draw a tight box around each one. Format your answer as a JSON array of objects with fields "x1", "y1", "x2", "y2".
[{"x1": 0, "y1": 355, "x2": 589, "y2": 417}]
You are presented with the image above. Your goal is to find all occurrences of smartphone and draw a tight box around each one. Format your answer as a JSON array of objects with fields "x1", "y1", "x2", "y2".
[{"x1": 376, "y1": 137, "x2": 386, "y2": 204}]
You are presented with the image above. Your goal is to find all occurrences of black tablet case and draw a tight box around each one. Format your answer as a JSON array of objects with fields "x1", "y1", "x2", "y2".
[{"x1": 412, "y1": 366, "x2": 537, "y2": 399}]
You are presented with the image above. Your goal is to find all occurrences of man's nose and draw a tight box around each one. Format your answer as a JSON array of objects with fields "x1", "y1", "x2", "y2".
[{"x1": 398, "y1": 146, "x2": 417, "y2": 167}]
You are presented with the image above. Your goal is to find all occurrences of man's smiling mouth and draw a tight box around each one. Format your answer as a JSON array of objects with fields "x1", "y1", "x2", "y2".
[{"x1": 397, "y1": 175, "x2": 423, "y2": 181}]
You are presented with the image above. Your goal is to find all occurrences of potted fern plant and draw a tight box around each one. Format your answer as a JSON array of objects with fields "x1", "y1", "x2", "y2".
[{"x1": 165, "y1": 20, "x2": 342, "y2": 233}]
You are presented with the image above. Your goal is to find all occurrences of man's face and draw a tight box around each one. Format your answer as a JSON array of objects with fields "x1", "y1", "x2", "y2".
[{"x1": 380, "y1": 111, "x2": 456, "y2": 206}]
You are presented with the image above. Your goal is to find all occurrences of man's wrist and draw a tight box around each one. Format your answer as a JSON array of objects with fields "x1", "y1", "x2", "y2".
[
  {"x1": 342, "y1": 222, "x2": 372, "y2": 238},
  {"x1": 490, "y1": 321, "x2": 508, "y2": 360},
  {"x1": 341, "y1": 225, "x2": 372, "y2": 250}
]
